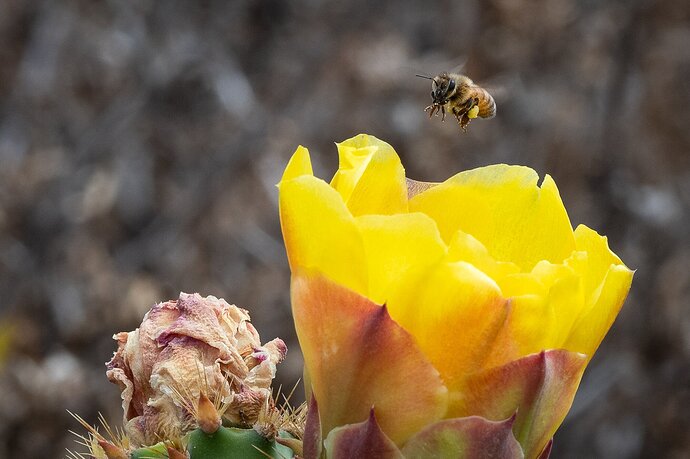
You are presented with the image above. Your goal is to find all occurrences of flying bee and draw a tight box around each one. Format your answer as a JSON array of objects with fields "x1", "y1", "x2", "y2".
[{"x1": 418, "y1": 72, "x2": 496, "y2": 131}]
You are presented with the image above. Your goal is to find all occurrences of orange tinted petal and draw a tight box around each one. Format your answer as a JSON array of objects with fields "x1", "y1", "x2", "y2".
[
  {"x1": 291, "y1": 271, "x2": 448, "y2": 445},
  {"x1": 386, "y1": 261, "x2": 511, "y2": 388}
]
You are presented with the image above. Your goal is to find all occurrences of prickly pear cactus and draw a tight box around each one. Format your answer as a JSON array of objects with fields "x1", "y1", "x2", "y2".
[
  {"x1": 123, "y1": 426, "x2": 295, "y2": 459},
  {"x1": 184, "y1": 426, "x2": 294, "y2": 458},
  {"x1": 69, "y1": 293, "x2": 305, "y2": 459}
]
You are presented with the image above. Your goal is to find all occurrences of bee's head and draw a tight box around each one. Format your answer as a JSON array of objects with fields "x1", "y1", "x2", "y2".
[{"x1": 431, "y1": 73, "x2": 456, "y2": 105}]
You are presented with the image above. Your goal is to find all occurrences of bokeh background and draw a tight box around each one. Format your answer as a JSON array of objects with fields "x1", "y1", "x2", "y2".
[{"x1": 0, "y1": 1, "x2": 688, "y2": 457}]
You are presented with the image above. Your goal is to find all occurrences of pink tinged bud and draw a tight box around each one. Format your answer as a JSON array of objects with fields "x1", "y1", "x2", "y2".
[
  {"x1": 197, "y1": 393, "x2": 221, "y2": 434},
  {"x1": 166, "y1": 445, "x2": 189, "y2": 459},
  {"x1": 97, "y1": 439, "x2": 128, "y2": 459}
]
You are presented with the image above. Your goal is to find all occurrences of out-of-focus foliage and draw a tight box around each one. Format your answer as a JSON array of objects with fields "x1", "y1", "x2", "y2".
[
  {"x1": 0, "y1": 324, "x2": 12, "y2": 367},
  {"x1": 0, "y1": 1, "x2": 688, "y2": 458}
]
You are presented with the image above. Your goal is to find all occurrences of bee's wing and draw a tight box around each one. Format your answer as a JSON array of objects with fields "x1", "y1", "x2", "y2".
[
  {"x1": 447, "y1": 59, "x2": 468, "y2": 75},
  {"x1": 478, "y1": 73, "x2": 524, "y2": 103}
]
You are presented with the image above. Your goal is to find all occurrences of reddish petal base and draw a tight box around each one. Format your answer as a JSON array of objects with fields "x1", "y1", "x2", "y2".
[
  {"x1": 453, "y1": 350, "x2": 586, "y2": 458},
  {"x1": 291, "y1": 271, "x2": 448, "y2": 445},
  {"x1": 401, "y1": 415, "x2": 524, "y2": 459},
  {"x1": 303, "y1": 395, "x2": 323, "y2": 459},
  {"x1": 537, "y1": 439, "x2": 553, "y2": 459},
  {"x1": 324, "y1": 409, "x2": 404, "y2": 459}
]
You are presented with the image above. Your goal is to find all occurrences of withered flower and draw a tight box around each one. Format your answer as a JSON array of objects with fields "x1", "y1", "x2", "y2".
[{"x1": 106, "y1": 292, "x2": 286, "y2": 446}]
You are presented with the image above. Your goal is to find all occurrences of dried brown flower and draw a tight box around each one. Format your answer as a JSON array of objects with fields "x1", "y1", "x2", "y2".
[{"x1": 106, "y1": 292, "x2": 286, "y2": 445}]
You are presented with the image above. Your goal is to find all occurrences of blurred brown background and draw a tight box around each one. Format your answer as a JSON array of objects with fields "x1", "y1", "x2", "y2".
[{"x1": 0, "y1": 0, "x2": 688, "y2": 457}]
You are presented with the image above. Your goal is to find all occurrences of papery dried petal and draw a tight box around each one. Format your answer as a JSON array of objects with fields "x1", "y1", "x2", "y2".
[
  {"x1": 224, "y1": 387, "x2": 271, "y2": 426},
  {"x1": 106, "y1": 293, "x2": 285, "y2": 445},
  {"x1": 244, "y1": 338, "x2": 288, "y2": 389}
]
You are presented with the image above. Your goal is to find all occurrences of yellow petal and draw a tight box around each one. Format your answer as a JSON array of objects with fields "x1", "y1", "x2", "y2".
[
  {"x1": 488, "y1": 261, "x2": 584, "y2": 363},
  {"x1": 279, "y1": 175, "x2": 367, "y2": 296},
  {"x1": 386, "y1": 260, "x2": 510, "y2": 389},
  {"x1": 356, "y1": 213, "x2": 447, "y2": 305},
  {"x1": 499, "y1": 273, "x2": 546, "y2": 298},
  {"x1": 564, "y1": 264, "x2": 633, "y2": 359},
  {"x1": 281, "y1": 145, "x2": 314, "y2": 182},
  {"x1": 530, "y1": 261, "x2": 585, "y2": 346},
  {"x1": 410, "y1": 165, "x2": 575, "y2": 271},
  {"x1": 446, "y1": 230, "x2": 521, "y2": 285},
  {"x1": 331, "y1": 134, "x2": 408, "y2": 216},
  {"x1": 560, "y1": 225, "x2": 633, "y2": 358},
  {"x1": 572, "y1": 225, "x2": 627, "y2": 301},
  {"x1": 482, "y1": 294, "x2": 556, "y2": 369}
]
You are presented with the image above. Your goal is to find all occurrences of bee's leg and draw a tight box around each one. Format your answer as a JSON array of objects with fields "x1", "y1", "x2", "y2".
[
  {"x1": 424, "y1": 104, "x2": 441, "y2": 118},
  {"x1": 441, "y1": 106, "x2": 446, "y2": 121},
  {"x1": 452, "y1": 106, "x2": 464, "y2": 124},
  {"x1": 459, "y1": 113, "x2": 471, "y2": 131}
]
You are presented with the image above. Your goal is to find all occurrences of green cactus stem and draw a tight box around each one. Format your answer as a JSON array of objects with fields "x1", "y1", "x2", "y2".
[
  {"x1": 129, "y1": 442, "x2": 168, "y2": 458},
  {"x1": 127, "y1": 427, "x2": 295, "y2": 459},
  {"x1": 187, "y1": 426, "x2": 294, "y2": 459}
]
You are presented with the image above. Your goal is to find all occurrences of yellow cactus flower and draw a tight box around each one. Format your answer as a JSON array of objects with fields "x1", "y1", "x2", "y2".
[{"x1": 279, "y1": 134, "x2": 633, "y2": 458}]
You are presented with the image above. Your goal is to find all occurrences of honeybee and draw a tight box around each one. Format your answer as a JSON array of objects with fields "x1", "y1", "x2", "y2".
[{"x1": 418, "y1": 72, "x2": 496, "y2": 131}]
